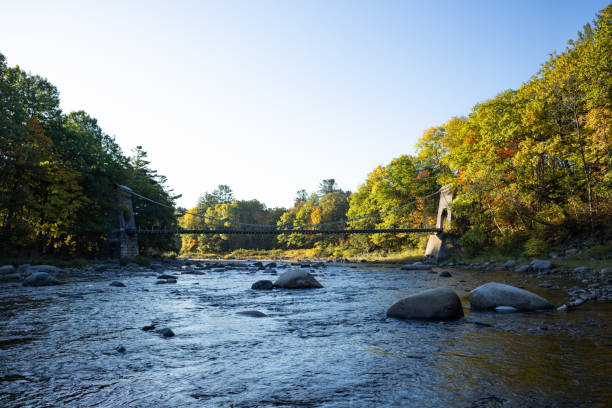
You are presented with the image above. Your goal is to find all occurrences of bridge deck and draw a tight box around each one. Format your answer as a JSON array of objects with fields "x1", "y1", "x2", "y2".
[{"x1": 132, "y1": 228, "x2": 442, "y2": 235}]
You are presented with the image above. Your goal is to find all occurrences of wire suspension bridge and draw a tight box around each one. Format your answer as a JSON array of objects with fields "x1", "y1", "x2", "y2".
[
  {"x1": 114, "y1": 184, "x2": 453, "y2": 259},
  {"x1": 118, "y1": 184, "x2": 448, "y2": 235}
]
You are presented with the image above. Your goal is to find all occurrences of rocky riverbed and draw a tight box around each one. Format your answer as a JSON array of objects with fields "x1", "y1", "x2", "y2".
[{"x1": 1, "y1": 258, "x2": 611, "y2": 407}]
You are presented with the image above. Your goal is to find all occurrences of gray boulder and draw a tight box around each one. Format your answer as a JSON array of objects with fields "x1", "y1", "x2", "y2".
[
  {"x1": 23, "y1": 272, "x2": 60, "y2": 287},
  {"x1": 274, "y1": 270, "x2": 323, "y2": 289},
  {"x1": 530, "y1": 259, "x2": 553, "y2": 272},
  {"x1": 469, "y1": 282, "x2": 554, "y2": 311},
  {"x1": 251, "y1": 280, "x2": 274, "y2": 290},
  {"x1": 386, "y1": 288, "x2": 464, "y2": 321},
  {"x1": 0, "y1": 265, "x2": 15, "y2": 275}
]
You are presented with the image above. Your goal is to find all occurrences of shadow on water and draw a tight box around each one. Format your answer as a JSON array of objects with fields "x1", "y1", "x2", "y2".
[{"x1": 0, "y1": 263, "x2": 610, "y2": 407}]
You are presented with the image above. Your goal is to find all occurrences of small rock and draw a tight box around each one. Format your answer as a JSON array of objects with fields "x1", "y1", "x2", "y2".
[
  {"x1": 573, "y1": 266, "x2": 590, "y2": 274},
  {"x1": 142, "y1": 324, "x2": 156, "y2": 331},
  {"x1": 28, "y1": 265, "x2": 65, "y2": 275},
  {"x1": 400, "y1": 264, "x2": 432, "y2": 271},
  {"x1": 439, "y1": 271, "x2": 452, "y2": 277},
  {"x1": 265, "y1": 262, "x2": 277, "y2": 268},
  {"x1": 109, "y1": 281, "x2": 126, "y2": 287},
  {"x1": 514, "y1": 265, "x2": 530, "y2": 273},
  {"x1": 236, "y1": 310, "x2": 267, "y2": 318},
  {"x1": 23, "y1": 272, "x2": 61, "y2": 287},
  {"x1": 252, "y1": 262, "x2": 263, "y2": 268},
  {"x1": 0, "y1": 273, "x2": 21, "y2": 282},
  {"x1": 116, "y1": 345, "x2": 126, "y2": 353},
  {"x1": 251, "y1": 280, "x2": 274, "y2": 290},
  {"x1": 0, "y1": 265, "x2": 16, "y2": 275},
  {"x1": 538, "y1": 283, "x2": 553, "y2": 288},
  {"x1": 156, "y1": 328, "x2": 175, "y2": 337},
  {"x1": 157, "y1": 274, "x2": 177, "y2": 280},
  {"x1": 503, "y1": 260, "x2": 517, "y2": 269},
  {"x1": 530, "y1": 259, "x2": 553, "y2": 272},
  {"x1": 17, "y1": 264, "x2": 31, "y2": 275}
]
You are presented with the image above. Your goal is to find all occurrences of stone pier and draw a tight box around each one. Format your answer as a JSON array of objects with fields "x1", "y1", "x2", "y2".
[
  {"x1": 116, "y1": 184, "x2": 139, "y2": 258},
  {"x1": 425, "y1": 185, "x2": 452, "y2": 261}
]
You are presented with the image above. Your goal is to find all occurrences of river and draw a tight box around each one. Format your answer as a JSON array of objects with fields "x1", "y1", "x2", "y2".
[{"x1": 1, "y1": 261, "x2": 610, "y2": 407}]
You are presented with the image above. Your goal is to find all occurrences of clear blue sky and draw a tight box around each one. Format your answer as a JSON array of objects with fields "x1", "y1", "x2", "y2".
[{"x1": 2, "y1": 0, "x2": 609, "y2": 209}]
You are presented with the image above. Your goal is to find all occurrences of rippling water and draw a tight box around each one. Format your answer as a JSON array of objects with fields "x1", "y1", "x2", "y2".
[{"x1": 1, "y1": 262, "x2": 611, "y2": 407}]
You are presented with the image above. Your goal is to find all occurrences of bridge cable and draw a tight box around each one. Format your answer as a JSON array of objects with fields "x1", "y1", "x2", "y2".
[{"x1": 125, "y1": 186, "x2": 443, "y2": 231}]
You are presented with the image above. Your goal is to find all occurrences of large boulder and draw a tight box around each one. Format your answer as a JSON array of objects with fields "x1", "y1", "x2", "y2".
[
  {"x1": 469, "y1": 282, "x2": 554, "y2": 311},
  {"x1": 274, "y1": 270, "x2": 323, "y2": 289},
  {"x1": 386, "y1": 288, "x2": 464, "y2": 321},
  {"x1": 23, "y1": 272, "x2": 60, "y2": 287}
]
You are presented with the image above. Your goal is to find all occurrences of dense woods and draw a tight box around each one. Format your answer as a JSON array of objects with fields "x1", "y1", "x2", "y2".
[
  {"x1": 0, "y1": 53, "x2": 178, "y2": 257},
  {"x1": 1, "y1": 5, "x2": 610, "y2": 259}
]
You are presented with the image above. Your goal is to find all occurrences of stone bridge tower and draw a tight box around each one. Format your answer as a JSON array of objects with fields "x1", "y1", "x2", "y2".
[
  {"x1": 116, "y1": 184, "x2": 139, "y2": 258},
  {"x1": 425, "y1": 185, "x2": 452, "y2": 261}
]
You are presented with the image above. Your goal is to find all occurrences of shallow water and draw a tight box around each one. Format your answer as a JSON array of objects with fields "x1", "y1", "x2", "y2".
[{"x1": 1, "y1": 263, "x2": 611, "y2": 407}]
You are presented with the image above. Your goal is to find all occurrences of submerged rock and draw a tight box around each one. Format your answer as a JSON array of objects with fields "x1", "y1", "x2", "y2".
[
  {"x1": 23, "y1": 272, "x2": 60, "y2": 287},
  {"x1": 236, "y1": 310, "x2": 267, "y2": 318},
  {"x1": 116, "y1": 345, "x2": 127, "y2": 353},
  {"x1": 109, "y1": 281, "x2": 126, "y2": 287},
  {"x1": 274, "y1": 270, "x2": 323, "y2": 289},
  {"x1": 142, "y1": 324, "x2": 156, "y2": 331},
  {"x1": 251, "y1": 280, "x2": 274, "y2": 290},
  {"x1": 386, "y1": 288, "x2": 464, "y2": 321},
  {"x1": 469, "y1": 282, "x2": 554, "y2": 311},
  {"x1": 157, "y1": 274, "x2": 177, "y2": 280}
]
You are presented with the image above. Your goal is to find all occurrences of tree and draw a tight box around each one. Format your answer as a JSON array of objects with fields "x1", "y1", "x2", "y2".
[{"x1": 318, "y1": 179, "x2": 338, "y2": 196}]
